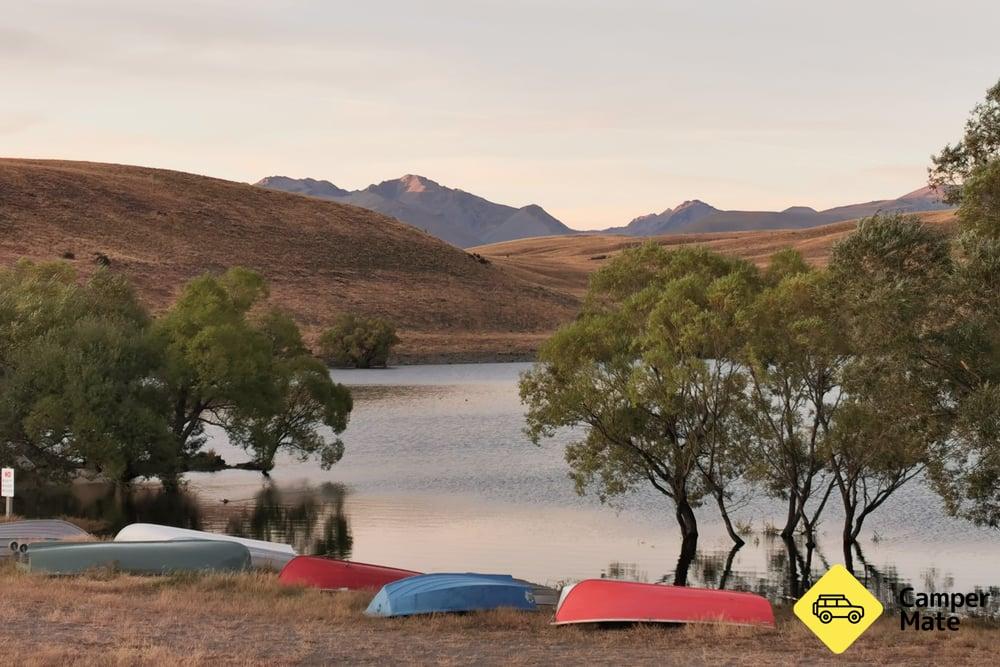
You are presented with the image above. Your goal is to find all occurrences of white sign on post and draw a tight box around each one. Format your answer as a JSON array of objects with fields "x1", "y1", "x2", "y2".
[{"x1": 1, "y1": 468, "x2": 13, "y2": 498}]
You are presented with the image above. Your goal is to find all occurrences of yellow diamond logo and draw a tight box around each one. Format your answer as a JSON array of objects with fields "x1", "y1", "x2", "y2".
[{"x1": 793, "y1": 564, "x2": 884, "y2": 654}]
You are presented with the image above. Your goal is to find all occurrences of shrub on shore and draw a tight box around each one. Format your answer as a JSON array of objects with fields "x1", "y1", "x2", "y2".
[{"x1": 318, "y1": 314, "x2": 399, "y2": 369}]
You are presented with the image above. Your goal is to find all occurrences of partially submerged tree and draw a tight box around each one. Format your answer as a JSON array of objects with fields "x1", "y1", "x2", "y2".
[
  {"x1": 226, "y1": 311, "x2": 352, "y2": 473},
  {"x1": 153, "y1": 269, "x2": 353, "y2": 485},
  {"x1": 319, "y1": 314, "x2": 399, "y2": 369},
  {"x1": 521, "y1": 244, "x2": 757, "y2": 558},
  {"x1": 927, "y1": 80, "x2": 1000, "y2": 526},
  {"x1": 740, "y1": 263, "x2": 845, "y2": 544}
]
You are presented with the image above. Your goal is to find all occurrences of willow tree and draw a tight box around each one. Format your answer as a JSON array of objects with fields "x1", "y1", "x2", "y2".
[
  {"x1": 152, "y1": 268, "x2": 352, "y2": 487},
  {"x1": 0, "y1": 262, "x2": 170, "y2": 485},
  {"x1": 927, "y1": 79, "x2": 1000, "y2": 526},
  {"x1": 226, "y1": 310, "x2": 352, "y2": 474},
  {"x1": 521, "y1": 244, "x2": 757, "y2": 556},
  {"x1": 740, "y1": 259, "x2": 847, "y2": 544},
  {"x1": 827, "y1": 213, "x2": 955, "y2": 566}
]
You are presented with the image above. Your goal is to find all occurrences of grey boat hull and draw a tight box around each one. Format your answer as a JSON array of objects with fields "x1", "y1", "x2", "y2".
[{"x1": 22, "y1": 540, "x2": 252, "y2": 575}]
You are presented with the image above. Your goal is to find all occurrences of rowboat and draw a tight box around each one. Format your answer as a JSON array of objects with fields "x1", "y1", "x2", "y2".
[
  {"x1": 553, "y1": 579, "x2": 775, "y2": 627},
  {"x1": 114, "y1": 523, "x2": 295, "y2": 570},
  {"x1": 278, "y1": 556, "x2": 419, "y2": 590},
  {"x1": 0, "y1": 520, "x2": 91, "y2": 554},
  {"x1": 515, "y1": 579, "x2": 560, "y2": 607},
  {"x1": 366, "y1": 573, "x2": 538, "y2": 617},
  {"x1": 22, "y1": 540, "x2": 252, "y2": 575}
]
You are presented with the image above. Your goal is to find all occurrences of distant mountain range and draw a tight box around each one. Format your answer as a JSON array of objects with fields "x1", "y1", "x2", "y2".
[
  {"x1": 607, "y1": 186, "x2": 949, "y2": 236},
  {"x1": 255, "y1": 174, "x2": 571, "y2": 247},
  {"x1": 256, "y1": 176, "x2": 951, "y2": 247}
]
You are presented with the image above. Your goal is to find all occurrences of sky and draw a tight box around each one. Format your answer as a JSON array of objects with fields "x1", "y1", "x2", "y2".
[{"x1": 2, "y1": 1, "x2": 999, "y2": 229}]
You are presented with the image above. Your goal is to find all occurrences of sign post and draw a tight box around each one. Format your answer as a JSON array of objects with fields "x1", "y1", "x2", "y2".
[{"x1": 1, "y1": 468, "x2": 13, "y2": 517}]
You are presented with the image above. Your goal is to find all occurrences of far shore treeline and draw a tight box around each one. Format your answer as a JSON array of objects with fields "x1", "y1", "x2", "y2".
[{"x1": 521, "y1": 79, "x2": 1000, "y2": 572}]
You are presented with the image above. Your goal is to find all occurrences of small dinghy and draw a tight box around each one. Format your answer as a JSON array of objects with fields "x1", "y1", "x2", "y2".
[
  {"x1": 279, "y1": 556, "x2": 419, "y2": 591},
  {"x1": 0, "y1": 520, "x2": 91, "y2": 554},
  {"x1": 366, "y1": 573, "x2": 538, "y2": 617},
  {"x1": 22, "y1": 540, "x2": 252, "y2": 575},
  {"x1": 553, "y1": 579, "x2": 775, "y2": 627},
  {"x1": 115, "y1": 523, "x2": 295, "y2": 570},
  {"x1": 515, "y1": 579, "x2": 561, "y2": 607}
]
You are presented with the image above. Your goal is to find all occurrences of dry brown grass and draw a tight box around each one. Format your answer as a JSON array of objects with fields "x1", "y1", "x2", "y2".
[
  {"x1": 0, "y1": 158, "x2": 959, "y2": 361},
  {"x1": 0, "y1": 564, "x2": 994, "y2": 665},
  {"x1": 473, "y1": 210, "x2": 958, "y2": 298},
  {"x1": 0, "y1": 159, "x2": 577, "y2": 361}
]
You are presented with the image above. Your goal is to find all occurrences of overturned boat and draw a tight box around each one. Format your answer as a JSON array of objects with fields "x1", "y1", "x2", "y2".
[
  {"x1": 0, "y1": 519, "x2": 91, "y2": 554},
  {"x1": 114, "y1": 523, "x2": 295, "y2": 570},
  {"x1": 22, "y1": 540, "x2": 252, "y2": 575},
  {"x1": 366, "y1": 573, "x2": 538, "y2": 617},
  {"x1": 553, "y1": 579, "x2": 775, "y2": 627},
  {"x1": 279, "y1": 556, "x2": 419, "y2": 591}
]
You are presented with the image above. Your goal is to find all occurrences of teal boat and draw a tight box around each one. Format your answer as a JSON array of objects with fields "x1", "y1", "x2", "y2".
[{"x1": 22, "y1": 540, "x2": 252, "y2": 575}]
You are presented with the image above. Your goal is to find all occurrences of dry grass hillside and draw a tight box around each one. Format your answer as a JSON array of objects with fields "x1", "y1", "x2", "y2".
[
  {"x1": 474, "y1": 210, "x2": 957, "y2": 298},
  {"x1": 0, "y1": 159, "x2": 577, "y2": 360}
]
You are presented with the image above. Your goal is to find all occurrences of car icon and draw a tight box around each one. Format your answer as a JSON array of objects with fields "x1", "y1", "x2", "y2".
[{"x1": 812, "y1": 594, "x2": 865, "y2": 624}]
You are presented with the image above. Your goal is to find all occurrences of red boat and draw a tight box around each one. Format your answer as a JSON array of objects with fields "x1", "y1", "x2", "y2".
[
  {"x1": 278, "y1": 556, "x2": 420, "y2": 591},
  {"x1": 553, "y1": 579, "x2": 775, "y2": 627}
]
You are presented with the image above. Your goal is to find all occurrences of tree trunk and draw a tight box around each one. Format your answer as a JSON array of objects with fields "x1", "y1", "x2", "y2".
[
  {"x1": 672, "y1": 497, "x2": 699, "y2": 586},
  {"x1": 713, "y1": 490, "x2": 745, "y2": 547},
  {"x1": 675, "y1": 497, "x2": 699, "y2": 544},
  {"x1": 780, "y1": 492, "x2": 798, "y2": 539},
  {"x1": 782, "y1": 536, "x2": 807, "y2": 598},
  {"x1": 843, "y1": 501, "x2": 857, "y2": 573},
  {"x1": 673, "y1": 524, "x2": 698, "y2": 586},
  {"x1": 718, "y1": 542, "x2": 742, "y2": 590}
]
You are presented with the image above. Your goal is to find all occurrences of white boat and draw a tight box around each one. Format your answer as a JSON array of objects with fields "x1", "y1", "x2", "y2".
[
  {"x1": 114, "y1": 523, "x2": 296, "y2": 570},
  {"x1": 0, "y1": 519, "x2": 92, "y2": 554}
]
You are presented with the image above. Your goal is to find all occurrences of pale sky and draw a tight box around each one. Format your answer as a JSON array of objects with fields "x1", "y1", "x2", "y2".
[{"x1": 3, "y1": 1, "x2": 999, "y2": 229}]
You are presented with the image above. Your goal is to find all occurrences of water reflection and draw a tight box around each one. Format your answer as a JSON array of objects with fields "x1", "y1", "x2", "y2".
[
  {"x1": 218, "y1": 484, "x2": 353, "y2": 558},
  {"x1": 12, "y1": 478, "x2": 1000, "y2": 616},
  {"x1": 11, "y1": 479, "x2": 352, "y2": 559}
]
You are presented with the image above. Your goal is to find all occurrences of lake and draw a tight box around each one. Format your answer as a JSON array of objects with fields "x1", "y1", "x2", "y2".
[{"x1": 33, "y1": 363, "x2": 1000, "y2": 610}]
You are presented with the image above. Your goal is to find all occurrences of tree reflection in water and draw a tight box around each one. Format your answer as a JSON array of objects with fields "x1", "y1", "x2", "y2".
[
  {"x1": 10, "y1": 479, "x2": 353, "y2": 559},
  {"x1": 221, "y1": 483, "x2": 353, "y2": 559}
]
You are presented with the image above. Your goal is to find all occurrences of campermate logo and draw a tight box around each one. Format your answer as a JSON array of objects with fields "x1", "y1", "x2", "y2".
[
  {"x1": 794, "y1": 565, "x2": 884, "y2": 654},
  {"x1": 899, "y1": 587, "x2": 991, "y2": 631}
]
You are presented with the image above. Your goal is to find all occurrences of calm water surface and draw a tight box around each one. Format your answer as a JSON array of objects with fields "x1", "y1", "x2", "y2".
[{"x1": 35, "y1": 363, "x2": 1000, "y2": 609}]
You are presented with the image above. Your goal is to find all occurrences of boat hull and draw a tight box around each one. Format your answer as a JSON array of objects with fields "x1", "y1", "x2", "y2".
[
  {"x1": 279, "y1": 556, "x2": 419, "y2": 590},
  {"x1": 366, "y1": 573, "x2": 538, "y2": 617},
  {"x1": 115, "y1": 523, "x2": 295, "y2": 570},
  {"x1": 0, "y1": 520, "x2": 91, "y2": 554},
  {"x1": 23, "y1": 540, "x2": 252, "y2": 575},
  {"x1": 554, "y1": 579, "x2": 775, "y2": 627}
]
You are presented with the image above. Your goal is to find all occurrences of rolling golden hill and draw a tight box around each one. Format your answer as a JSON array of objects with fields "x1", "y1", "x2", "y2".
[
  {"x1": 0, "y1": 159, "x2": 577, "y2": 361},
  {"x1": 472, "y1": 210, "x2": 957, "y2": 298}
]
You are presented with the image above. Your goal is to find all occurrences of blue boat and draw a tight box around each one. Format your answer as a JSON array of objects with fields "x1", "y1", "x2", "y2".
[{"x1": 365, "y1": 573, "x2": 538, "y2": 617}]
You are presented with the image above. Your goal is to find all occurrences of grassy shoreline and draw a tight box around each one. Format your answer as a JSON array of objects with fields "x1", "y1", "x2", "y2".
[{"x1": 1, "y1": 565, "x2": 996, "y2": 665}]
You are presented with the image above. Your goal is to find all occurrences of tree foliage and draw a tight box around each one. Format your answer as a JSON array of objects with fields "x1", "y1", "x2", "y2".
[
  {"x1": 521, "y1": 244, "x2": 757, "y2": 551},
  {"x1": 0, "y1": 262, "x2": 169, "y2": 483},
  {"x1": 225, "y1": 310, "x2": 352, "y2": 473},
  {"x1": 925, "y1": 81, "x2": 1000, "y2": 527},
  {"x1": 740, "y1": 266, "x2": 845, "y2": 543},
  {"x1": 930, "y1": 79, "x2": 1000, "y2": 204},
  {"x1": 827, "y1": 215, "x2": 955, "y2": 562},
  {"x1": 319, "y1": 314, "x2": 399, "y2": 369},
  {"x1": 0, "y1": 264, "x2": 352, "y2": 488}
]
